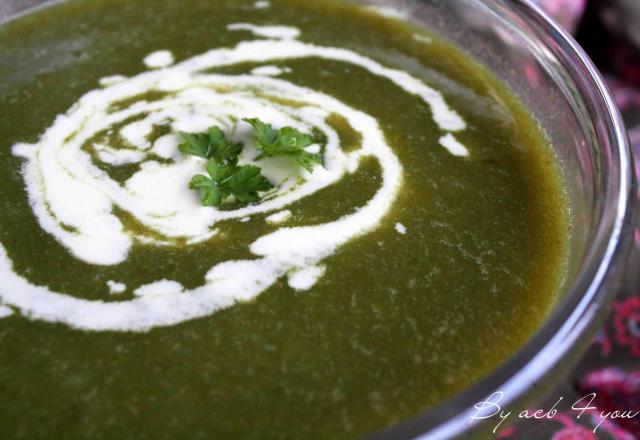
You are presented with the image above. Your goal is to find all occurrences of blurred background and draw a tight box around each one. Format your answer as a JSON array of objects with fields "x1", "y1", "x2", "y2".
[{"x1": 500, "y1": 1, "x2": 640, "y2": 439}]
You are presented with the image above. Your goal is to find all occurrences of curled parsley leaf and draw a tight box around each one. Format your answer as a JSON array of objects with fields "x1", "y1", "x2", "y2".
[
  {"x1": 243, "y1": 118, "x2": 323, "y2": 173},
  {"x1": 179, "y1": 126, "x2": 242, "y2": 164},
  {"x1": 189, "y1": 159, "x2": 273, "y2": 207}
]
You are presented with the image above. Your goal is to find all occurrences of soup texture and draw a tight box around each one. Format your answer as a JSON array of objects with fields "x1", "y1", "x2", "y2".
[{"x1": 0, "y1": 0, "x2": 569, "y2": 438}]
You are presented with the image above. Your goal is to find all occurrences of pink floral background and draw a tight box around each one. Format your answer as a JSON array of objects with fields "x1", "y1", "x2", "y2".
[{"x1": 499, "y1": 1, "x2": 640, "y2": 439}]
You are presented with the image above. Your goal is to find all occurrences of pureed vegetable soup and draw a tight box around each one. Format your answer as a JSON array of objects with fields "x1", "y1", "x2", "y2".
[{"x1": 0, "y1": 0, "x2": 570, "y2": 438}]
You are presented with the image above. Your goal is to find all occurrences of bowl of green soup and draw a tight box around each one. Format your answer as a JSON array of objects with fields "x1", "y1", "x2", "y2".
[{"x1": 0, "y1": 0, "x2": 634, "y2": 439}]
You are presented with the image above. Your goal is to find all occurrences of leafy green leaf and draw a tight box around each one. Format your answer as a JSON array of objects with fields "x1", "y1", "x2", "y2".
[
  {"x1": 243, "y1": 118, "x2": 278, "y2": 146},
  {"x1": 179, "y1": 132, "x2": 210, "y2": 158},
  {"x1": 189, "y1": 174, "x2": 223, "y2": 207},
  {"x1": 243, "y1": 118, "x2": 323, "y2": 172},
  {"x1": 179, "y1": 126, "x2": 242, "y2": 164},
  {"x1": 225, "y1": 164, "x2": 274, "y2": 203},
  {"x1": 189, "y1": 159, "x2": 273, "y2": 207}
]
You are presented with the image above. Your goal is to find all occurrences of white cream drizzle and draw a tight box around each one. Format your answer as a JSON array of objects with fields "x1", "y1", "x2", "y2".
[
  {"x1": 143, "y1": 50, "x2": 175, "y2": 69},
  {"x1": 288, "y1": 265, "x2": 326, "y2": 291},
  {"x1": 107, "y1": 280, "x2": 127, "y2": 295},
  {"x1": 227, "y1": 23, "x2": 300, "y2": 40},
  {"x1": 0, "y1": 305, "x2": 13, "y2": 319},
  {"x1": 395, "y1": 222, "x2": 407, "y2": 235},
  {"x1": 266, "y1": 210, "x2": 292, "y2": 224},
  {"x1": 439, "y1": 133, "x2": 469, "y2": 157},
  {"x1": 1, "y1": 24, "x2": 467, "y2": 332},
  {"x1": 251, "y1": 65, "x2": 291, "y2": 76},
  {"x1": 99, "y1": 75, "x2": 127, "y2": 87},
  {"x1": 254, "y1": 1, "x2": 270, "y2": 9}
]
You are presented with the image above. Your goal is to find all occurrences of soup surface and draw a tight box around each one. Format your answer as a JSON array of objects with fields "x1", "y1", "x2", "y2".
[{"x1": 0, "y1": 0, "x2": 569, "y2": 438}]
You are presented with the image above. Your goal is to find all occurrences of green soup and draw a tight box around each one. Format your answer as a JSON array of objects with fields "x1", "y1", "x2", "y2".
[{"x1": 0, "y1": 0, "x2": 569, "y2": 438}]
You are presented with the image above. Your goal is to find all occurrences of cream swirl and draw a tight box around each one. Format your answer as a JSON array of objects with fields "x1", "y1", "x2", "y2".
[{"x1": 0, "y1": 24, "x2": 466, "y2": 331}]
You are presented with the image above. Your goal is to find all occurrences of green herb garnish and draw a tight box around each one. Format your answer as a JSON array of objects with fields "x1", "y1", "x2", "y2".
[
  {"x1": 189, "y1": 159, "x2": 273, "y2": 207},
  {"x1": 243, "y1": 118, "x2": 323, "y2": 172},
  {"x1": 179, "y1": 127, "x2": 242, "y2": 164},
  {"x1": 180, "y1": 119, "x2": 323, "y2": 208}
]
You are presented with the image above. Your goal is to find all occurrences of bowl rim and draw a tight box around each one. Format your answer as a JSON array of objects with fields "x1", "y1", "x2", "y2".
[{"x1": 370, "y1": 0, "x2": 636, "y2": 438}]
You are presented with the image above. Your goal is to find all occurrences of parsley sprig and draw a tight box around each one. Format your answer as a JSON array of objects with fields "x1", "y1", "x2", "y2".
[
  {"x1": 244, "y1": 118, "x2": 322, "y2": 173},
  {"x1": 178, "y1": 126, "x2": 242, "y2": 164},
  {"x1": 179, "y1": 119, "x2": 323, "y2": 208},
  {"x1": 189, "y1": 159, "x2": 272, "y2": 206}
]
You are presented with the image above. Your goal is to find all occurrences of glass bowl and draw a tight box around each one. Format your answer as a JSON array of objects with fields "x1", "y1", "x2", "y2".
[{"x1": 0, "y1": 0, "x2": 636, "y2": 438}]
